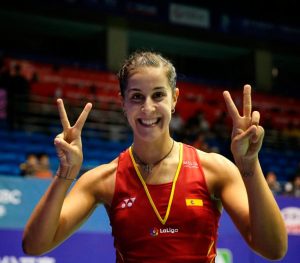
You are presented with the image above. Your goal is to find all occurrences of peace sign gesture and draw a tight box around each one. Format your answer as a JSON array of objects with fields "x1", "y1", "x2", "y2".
[
  {"x1": 54, "y1": 99, "x2": 92, "y2": 170},
  {"x1": 223, "y1": 85, "x2": 264, "y2": 162}
]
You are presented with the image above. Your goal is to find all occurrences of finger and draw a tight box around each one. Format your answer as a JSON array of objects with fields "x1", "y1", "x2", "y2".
[
  {"x1": 74, "y1": 102, "x2": 93, "y2": 131},
  {"x1": 251, "y1": 111, "x2": 260, "y2": 126},
  {"x1": 57, "y1": 99, "x2": 71, "y2": 131},
  {"x1": 234, "y1": 125, "x2": 257, "y2": 142},
  {"x1": 243, "y1": 85, "x2": 252, "y2": 117},
  {"x1": 223, "y1": 90, "x2": 240, "y2": 120},
  {"x1": 251, "y1": 125, "x2": 264, "y2": 144},
  {"x1": 236, "y1": 124, "x2": 264, "y2": 143},
  {"x1": 54, "y1": 137, "x2": 73, "y2": 153}
]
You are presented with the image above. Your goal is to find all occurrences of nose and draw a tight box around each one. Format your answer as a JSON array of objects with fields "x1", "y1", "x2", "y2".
[{"x1": 141, "y1": 97, "x2": 155, "y2": 113}]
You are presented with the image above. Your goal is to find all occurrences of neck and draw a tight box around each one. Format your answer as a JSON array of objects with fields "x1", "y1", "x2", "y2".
[
  {"x1": 132, "y1": 138, "x2": 175, "y2": 175},
  {"x1": 132, "y1": 137, "x2": 174, "y2": 162}
]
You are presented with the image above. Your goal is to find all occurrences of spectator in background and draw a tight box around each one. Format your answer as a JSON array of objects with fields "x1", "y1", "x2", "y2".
[
  {"x1": 282, "y1": 176, "x2": 300, "y2": 197},
  {"x1": 30, "y1": 71, "x2": 39, "y2": 84},
  {"x1": 211, "y1": 110, "x2": 230, "y2": 140},
  {"x1": 169, "y1": 111, "x2": 184, "y2": 140},
  {"x1": 183, "y1": 110, "x2": 210, "y2": 144},
  {"x1": 191, "y1": 133, "x2": 210, "y2": 152},
  {"x1": 20, "y1": 153, "x2": 39, "y2": 177},
  {"x1": 191, "y1": 133, "x2": 220, "y2": 154},
  {"x1": 20, "y1": 153, "x2": 53, "y2": 179},
  {"x1": 35, "y1": 153, "x2": 53, "y2": 179},
  {"x1": 283, "y1": 181, "x2": 294, "y2": 196},
  {"x1": 292, "y1": 174, "x2": 300, "y2": 197},
  {"x1": 193, "y1": 111, "x2": 210, "y2": 134},
  {"x1": 266, "y1": 171, "x2": 282, "y2": 195}
]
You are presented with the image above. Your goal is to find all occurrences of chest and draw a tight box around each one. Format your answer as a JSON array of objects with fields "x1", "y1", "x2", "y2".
[{"x1": 109, "y1": 167, "x2": 219, "y2": 242}]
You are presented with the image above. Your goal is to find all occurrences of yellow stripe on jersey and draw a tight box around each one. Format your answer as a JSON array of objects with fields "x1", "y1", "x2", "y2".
[
  {"x1": 129, "y1": 142, "x2": 183, "y2": 225},
  {"x1": 185, "y1": 198, "x2": 203, "y2": 206}
]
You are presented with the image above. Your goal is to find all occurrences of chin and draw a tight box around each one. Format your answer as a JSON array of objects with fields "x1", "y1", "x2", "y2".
[{"x1": 137, "y1": 130, "x2": 170, "y2": 144}]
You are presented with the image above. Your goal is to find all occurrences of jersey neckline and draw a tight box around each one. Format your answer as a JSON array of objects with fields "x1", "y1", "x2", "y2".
[{"x1": 129, "y1": 142, "x2": 183, "y2": 225}]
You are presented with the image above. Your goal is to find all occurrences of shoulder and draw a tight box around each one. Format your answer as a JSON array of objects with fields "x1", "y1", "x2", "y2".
[
  {"x1": 195, "y1": 148, "x2": 235, "y2": 172},
  {"x1": 76, "y1": 158, "x2": 119, "y2": 205},
  {"x1": 196, "y1": 149, "x2": 241, "y2": 197}
]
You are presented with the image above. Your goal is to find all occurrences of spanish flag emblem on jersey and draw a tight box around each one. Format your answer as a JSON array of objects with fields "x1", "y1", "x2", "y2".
[{"x1": 185, "y1": 198, "x2": 203, "y2": 206}]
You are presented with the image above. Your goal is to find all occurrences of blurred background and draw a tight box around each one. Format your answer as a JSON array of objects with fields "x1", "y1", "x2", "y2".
[{"x1": 0, "y1": 1, "x2": 299, "y2": 262}]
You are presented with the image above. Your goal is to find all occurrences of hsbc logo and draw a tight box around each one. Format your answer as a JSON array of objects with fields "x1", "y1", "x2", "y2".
[{"x1": 120, "y1": 197, "x2": 136, "y2": 208}]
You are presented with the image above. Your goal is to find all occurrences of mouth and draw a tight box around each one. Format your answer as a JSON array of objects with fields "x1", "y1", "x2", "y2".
[{"x1": 138, "y1": 118, "x2": 161, "y2": 127}]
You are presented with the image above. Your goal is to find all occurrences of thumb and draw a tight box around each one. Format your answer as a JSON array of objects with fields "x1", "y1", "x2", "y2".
[{"x1": 234, "y1": 125, "x2": 257, "y2": 142}]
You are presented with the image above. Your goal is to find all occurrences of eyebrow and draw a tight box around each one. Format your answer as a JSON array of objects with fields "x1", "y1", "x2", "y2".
[{"x1": 126, "y1": 86, "x2": 166, "y2": 93}]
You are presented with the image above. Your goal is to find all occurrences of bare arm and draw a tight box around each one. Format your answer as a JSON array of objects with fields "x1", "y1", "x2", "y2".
[
  {"x1": 22, "y1": 99, "x2": 94, "y2": 255},
  {"x1": 221, "y1": 85, "x2": 287, "y2": 260}
]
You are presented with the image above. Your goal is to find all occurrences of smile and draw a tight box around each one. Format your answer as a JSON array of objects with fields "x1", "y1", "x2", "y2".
[{"x1": 138, "y1": 118, "x2": 160, "y2": 126}]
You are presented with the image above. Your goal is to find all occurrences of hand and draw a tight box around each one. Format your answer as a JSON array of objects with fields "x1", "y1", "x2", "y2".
[
  {"x1": 54, "y1": 99, "x2": 92, "y2": 169},
  {"x1": 223, "y1": 85, "x2": 264, "y2": 162}
]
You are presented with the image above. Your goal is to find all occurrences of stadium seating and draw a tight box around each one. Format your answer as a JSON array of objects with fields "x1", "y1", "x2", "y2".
[{"x1": 0, "y1": 57, "x2": 299, "y2": 185}]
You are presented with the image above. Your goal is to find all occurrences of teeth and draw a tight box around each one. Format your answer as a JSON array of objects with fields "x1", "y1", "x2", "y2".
[{"x1": 140, "y1": 119, "x2": 157, "y2": 125}]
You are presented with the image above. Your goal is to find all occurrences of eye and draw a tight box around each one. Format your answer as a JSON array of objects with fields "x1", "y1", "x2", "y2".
[
  {"x1": 152, "y1": 91, "x2": 166, "y2": 101},
  {"x1": 129, "y1": 93, "x2": 144, "y2": 103}
]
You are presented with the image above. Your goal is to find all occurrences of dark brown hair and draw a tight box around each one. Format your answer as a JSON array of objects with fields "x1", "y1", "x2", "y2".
[{"x1": 118, "y1": 51, "x2": 177, "y2": 97}]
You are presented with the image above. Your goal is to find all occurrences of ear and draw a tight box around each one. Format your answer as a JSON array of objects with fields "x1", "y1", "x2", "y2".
[{"x1": 172, "y1": 88, "x2": 179, "y2": 109}]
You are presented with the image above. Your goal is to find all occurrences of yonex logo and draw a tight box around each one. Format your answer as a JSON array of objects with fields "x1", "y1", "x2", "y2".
[{"x1": 120, "y1": 197, "x2": 136, "y2": 208}]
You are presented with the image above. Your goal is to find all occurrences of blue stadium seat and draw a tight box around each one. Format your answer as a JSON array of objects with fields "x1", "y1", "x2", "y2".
[{"x1": 0, "y1": 164, "x2": 21, "y2": 176}]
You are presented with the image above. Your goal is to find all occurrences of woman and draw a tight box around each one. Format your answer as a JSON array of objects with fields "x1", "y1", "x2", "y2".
[{"x1": 22, "y1": 51, "x2": 287, "y2": 262}]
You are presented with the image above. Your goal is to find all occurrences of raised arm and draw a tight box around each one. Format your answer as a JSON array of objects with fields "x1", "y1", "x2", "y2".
[
  {"x1": 22, "y1": 99, "x2": 94, "y2": 255},
  {"x1": 221, "y1": 85, "x2": 287, "y2": 260}
]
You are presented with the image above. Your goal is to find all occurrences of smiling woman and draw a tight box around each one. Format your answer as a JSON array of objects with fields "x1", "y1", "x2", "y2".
[{"x1": 22, "y1": 51, "x2": 287, "y2": 262}]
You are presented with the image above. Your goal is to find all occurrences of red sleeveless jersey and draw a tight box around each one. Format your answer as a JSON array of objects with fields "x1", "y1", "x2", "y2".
[{"x1": 108, "y1": 143, "x2": 221, "y2": 263}]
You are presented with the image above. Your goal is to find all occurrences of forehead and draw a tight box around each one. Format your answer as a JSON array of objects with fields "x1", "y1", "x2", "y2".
[{"x1": 127, "y1": 67, "x2": 169, "y2": 90}]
